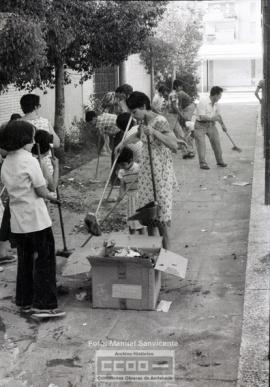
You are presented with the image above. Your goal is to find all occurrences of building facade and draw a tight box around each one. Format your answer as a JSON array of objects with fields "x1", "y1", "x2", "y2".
[{"x1": 197, "y1": 0, "x2": 262, "y2": 91}]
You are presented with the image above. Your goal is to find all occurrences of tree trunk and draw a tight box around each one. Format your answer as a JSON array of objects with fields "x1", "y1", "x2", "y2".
[{"x1": 54, "y1": 61, "x2": 66, "y2": 158}]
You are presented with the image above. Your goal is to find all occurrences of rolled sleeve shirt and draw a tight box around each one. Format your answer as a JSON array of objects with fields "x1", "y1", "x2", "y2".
[
  {"x1": 195, "y1": 96, "x2": 220, "y2": 122},
  {"x1": 1, "y1": 149, "x2": 52, "y2": 233}
]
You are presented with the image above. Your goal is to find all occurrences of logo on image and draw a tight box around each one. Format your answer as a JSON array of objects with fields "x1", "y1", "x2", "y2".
[{"x1": 95, "y1": 349, "x2": 175, "y2": 382}]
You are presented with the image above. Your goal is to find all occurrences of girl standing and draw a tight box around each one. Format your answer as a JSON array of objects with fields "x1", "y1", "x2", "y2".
[
  {"x1": 1, "y1": 120, "x2": 65, "y2": 318},
  {"x1": 117, "y1": 148, "x2": 144, "y2": 235}
]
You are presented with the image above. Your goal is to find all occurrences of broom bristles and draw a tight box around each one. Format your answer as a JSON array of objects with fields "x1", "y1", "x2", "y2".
[{"x1": 84, "y1": 212, "x2": 102, "y2": 236}]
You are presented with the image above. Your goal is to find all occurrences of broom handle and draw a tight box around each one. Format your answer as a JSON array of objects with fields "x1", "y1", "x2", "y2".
[
  {"x1": 225, "y1": 131, "x2": 237, "y2": 147},
  {"x1": 146, "y1": 134, "x2": 157, "y2": 202},
  {"x1": 81, "y1": 180, "x2": 136, "y2": 248},
  {"x1": 95, "y1": 131, "x2": 101, "y2": 179},
  {"x1": 95, "y1": 115, "x2": 133, "y2": 216}
]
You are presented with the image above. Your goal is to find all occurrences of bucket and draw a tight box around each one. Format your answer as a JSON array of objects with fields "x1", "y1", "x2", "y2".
[{"x1": 128, "y1": 201, "x2": 160, "y2": 226}]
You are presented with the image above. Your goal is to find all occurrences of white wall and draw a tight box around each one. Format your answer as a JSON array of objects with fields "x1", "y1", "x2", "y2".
[
  {"x1": 213, "y1": 59, "x2": 251, "y2": 87},
  {"x1": 125, "y1": 54, "x2": 151, "y2": 98}
]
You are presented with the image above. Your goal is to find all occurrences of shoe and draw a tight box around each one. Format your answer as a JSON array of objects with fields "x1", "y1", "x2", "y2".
[
  {"x1": 0, "y1": 255, "x2": 16, "y2": 264},
  {"x1": 32, "y1": 308, "x2": 66, "y2": 318},
  {"x1": 217, "y1": 162, "x2": 227, "y2": 167},
  {"x1": 200, "y1": 163, "x2": 210, "y2": 170},
  {"x1": 183, "y1": 152, "x2": 195, "y2": 159}
]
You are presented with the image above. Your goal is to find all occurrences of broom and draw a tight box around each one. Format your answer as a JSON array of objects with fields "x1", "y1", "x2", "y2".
[
  {"x1": 49, "y1": 145, "x2": 74, "y2": 258},
  {"x1": 83, "y1": 115, "x2": 133, "y2": 238},
  {"x1": 218, "y1": 116, "x2": 242, "y2": 152}
]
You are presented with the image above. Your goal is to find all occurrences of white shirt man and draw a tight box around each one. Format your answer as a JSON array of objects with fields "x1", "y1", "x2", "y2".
[{"x1": 194, "y1": 86, "x2": 227, "y2": 170}]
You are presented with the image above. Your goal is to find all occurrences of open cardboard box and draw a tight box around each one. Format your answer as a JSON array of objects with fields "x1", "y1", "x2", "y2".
[{"x1": 95, "y1": 233, "x2": 188, "y2": 279}]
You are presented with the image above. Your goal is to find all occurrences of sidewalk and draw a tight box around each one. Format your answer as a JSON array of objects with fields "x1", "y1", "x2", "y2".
[
  {"x1": 0, "y1": 101, "x2": 264, "y2": 386},
  {"x1": 236, "y1": 118, "x2": 270, "y2": 386}
]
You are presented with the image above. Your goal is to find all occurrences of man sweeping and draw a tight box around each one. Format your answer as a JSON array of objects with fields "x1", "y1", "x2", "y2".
[{"x1": 194, "y1": 86, "x2": 228, "y2": 170}]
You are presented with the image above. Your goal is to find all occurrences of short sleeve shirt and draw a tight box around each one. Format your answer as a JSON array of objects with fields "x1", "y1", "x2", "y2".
[
  {"x1": 96, "y1": 113, "x2": 120, "y2": 136},
  {"x1": 1, "y1": 149, "x2": 52, "y2": 233},
  {"x1": 194, "y1": 96, "x2": 220, "y2": 119},
  {"x1": 178, "y1": 90, "x2": 192, "y2": 109}
]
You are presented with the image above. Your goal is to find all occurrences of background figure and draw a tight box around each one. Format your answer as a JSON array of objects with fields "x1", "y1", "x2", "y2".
[
  {"x1": 85, "y1": 110, "x2": 119, "y2": 156},
  {"x1": 167, "y1": 80, "x2": 194, "y2": 159},
  {"x1": 126, "y1": 91, "x2": 178, "y2": 250},
  {"x1": 117, "y1": 147, "x2": 144, "y2": 235},
  {"x1": 151, "y1": 85, "x2": 169, "y2": 114},
  {"x1": 115, "y1": 113, "x2": 142, "y2": 164},
  {"x1": 194, "y1": 86, "x2": 227, "y2": 170},
  {"x1": 9, "y1": 113, "x2": 22, "y2": 121},
  {"x1": 254, "y1": 79, "x2": 264, "y2": 127},
  {"x1": 114, "y1": 84, "x2": 133, "y2": 114},
  {"x1": 20, "y1": 94, "x2": 60, "y2": 148}
]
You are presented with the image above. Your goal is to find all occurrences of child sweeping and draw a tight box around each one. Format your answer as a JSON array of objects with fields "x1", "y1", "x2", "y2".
[
  {"x1": 117, "y1": 148, "x2": 144, "y2": 235},
  {"x1": 0, "y1": 120, "x2": 65, "y2": 318}
]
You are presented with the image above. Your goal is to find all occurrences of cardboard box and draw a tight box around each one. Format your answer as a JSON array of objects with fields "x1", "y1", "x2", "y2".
[
  {"x1": 88, "y1": 235, "x2": 162, "y2": 310},
  {"x1": 88, "y1": 234, "x2": 188, "y2": 311}
]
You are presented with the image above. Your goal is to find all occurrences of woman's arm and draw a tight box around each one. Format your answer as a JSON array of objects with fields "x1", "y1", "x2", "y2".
[
  {"x1": 35, "y1": 185, "x2": 59, "y2": 203},
  {"x1": 40, "y1": 157, "x2": 59, "y2": 192},
  {"x1": 114, "y1": 130, "x2": 140, "y2": 155},
  {"x1": 143, "y1": 125, "x2": 178, "y2": 152}
]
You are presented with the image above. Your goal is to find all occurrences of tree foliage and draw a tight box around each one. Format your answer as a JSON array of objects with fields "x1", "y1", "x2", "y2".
[
  {"x1": 0, "y1": 0, "x2": 168, "y2": 146},
  {"x1": 140, "y1": 1, "x2": 203, "y2": 97}
]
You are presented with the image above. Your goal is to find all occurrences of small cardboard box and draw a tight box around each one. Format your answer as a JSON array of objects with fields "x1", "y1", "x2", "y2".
[{"x1": 88, "y1": 234, "x2": 188, "y2": 311}]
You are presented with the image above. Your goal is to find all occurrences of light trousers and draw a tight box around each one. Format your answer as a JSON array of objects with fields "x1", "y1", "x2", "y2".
[{"x1": 194, "y1": 121, "x2": 224, "y2": 165}]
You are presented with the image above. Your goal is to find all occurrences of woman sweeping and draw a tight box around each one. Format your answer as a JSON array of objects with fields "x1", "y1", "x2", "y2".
[{"x1": 118, "y1": 91, "x2": 178, "y2": 249}]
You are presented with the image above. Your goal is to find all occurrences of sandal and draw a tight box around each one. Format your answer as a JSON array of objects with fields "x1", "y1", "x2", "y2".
[{"x1": 32, "y1": 308, "x2": 66, "y2": 318}]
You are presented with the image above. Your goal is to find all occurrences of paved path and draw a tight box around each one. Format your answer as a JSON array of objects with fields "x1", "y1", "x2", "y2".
[{"x1": 0, "y1": 99, "x2": 258, "y2": 386}]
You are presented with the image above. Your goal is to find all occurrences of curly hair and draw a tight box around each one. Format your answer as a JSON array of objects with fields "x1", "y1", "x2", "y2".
[{"x1": 0, "y1": 120, "x2": 35, "y2": 151}]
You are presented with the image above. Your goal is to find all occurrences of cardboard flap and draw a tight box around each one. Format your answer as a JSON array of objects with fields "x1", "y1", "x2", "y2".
[{"x1": 154, "y1": 248, "x2": 188, "y2": 278}]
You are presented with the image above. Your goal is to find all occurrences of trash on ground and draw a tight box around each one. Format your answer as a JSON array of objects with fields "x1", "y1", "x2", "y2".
[
  {"x1": 201, "y1": 229, "x2": 207, "y2": 232},
  {"x1": 223, "y1": 174, "x2": 235, "y2": 179},
  {"x1": 232, "y1": 181, "x2": 250, "y2": 186},
  {"x1": 76, "y1": 291, "x2": 87, "y2": 301},
  {"x1": 68, "y1": 178, "x2": 75, "y2": 182},
  {"x1": 156, "y1": 300, "x2": 172, "y2": 312},
  {"x1": 0, "y1": 267, "x2": 4, "y2": 272},
  {"x1": 82, "y1": 323, "x2": 87, "y2": 326},
  {"x1": 201, "y1": 187, "x2": 207, "y2": 191}
]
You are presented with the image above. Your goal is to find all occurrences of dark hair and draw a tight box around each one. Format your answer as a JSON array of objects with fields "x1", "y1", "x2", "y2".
[
  {"x1": 117, "y1": 147, "x2": 133, "y2": 164},
  {"x1": 158, "y1": 85, "x2": 168, "y2": 94},
  {"x1": 0, "y1": 120, "x2": 35, "y2": 151},
  {"x1": 9, "y1": 113, "x2": 22, "y2": 121},
  {"x1": 173, "y1": 79, "x2": 183, "y2": 90},
  {"x1": 115, "y1": 84, "x2": 133, "y2": 98},
  {"x1": 116, "y1": 113, "x2": 135, "y2": 132},
  {"x1": 126, "y1": 91, "x2": 151, "y2": 111},
  {"x1": 32, "y1": 130, "x2": 53, "y2": 155},
  {"x1": 85, "y1": 110, "x2": 97, "y2": 122},
  {"x1": 210, "y1": 86, "x2": 223, "y2": 96},
  {"x1": 20, "y1": 94, "x2": 40, "y2": 114}
]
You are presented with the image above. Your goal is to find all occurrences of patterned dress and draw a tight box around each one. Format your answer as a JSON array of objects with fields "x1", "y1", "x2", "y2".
[{"x1": 137, "y1": 115, "x2": 177, "y2": 224}]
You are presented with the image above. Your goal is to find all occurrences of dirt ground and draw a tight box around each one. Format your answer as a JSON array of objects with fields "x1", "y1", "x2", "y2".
[{"x1": 0, "y1": 98, "x2": 260, "y2": 387}]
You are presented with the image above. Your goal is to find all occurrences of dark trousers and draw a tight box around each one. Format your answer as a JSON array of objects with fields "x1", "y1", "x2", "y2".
[{"x1": 15, "y1": 227, "x2": 57, "y2": 309}]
